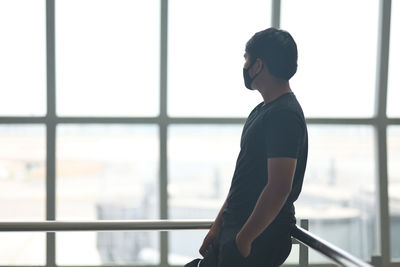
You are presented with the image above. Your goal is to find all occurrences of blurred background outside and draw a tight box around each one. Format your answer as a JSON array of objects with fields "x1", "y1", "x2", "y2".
[{"x1": 0, "y1": 0, "x2": 399, "y2": 265}]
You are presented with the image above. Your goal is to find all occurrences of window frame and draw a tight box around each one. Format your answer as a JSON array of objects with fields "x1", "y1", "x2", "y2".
[{"x1": 0, "y1": 0, "x2": 398, "y2": 266}]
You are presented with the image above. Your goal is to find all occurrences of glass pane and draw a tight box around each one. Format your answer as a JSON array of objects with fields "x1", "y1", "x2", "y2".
[
  {"x1": 297, "y1": 126, "x2": 376, "y2": 262},
  {"x1": 0, "y1": 126, "x2": 46, "y2": 265},
  {"x1": 388, "y1": 126, "x2": 400, "y2": 260},
  {"x1": 56, "y1": 125, "x2": 159, "y2": 265},
  {"x1": 281, "y1": 0, "x2": 379, "y2": 118},
  {"x1": 0, "y1": 0, "x2": 46, "y2": 116},
  {"x1": 168, "y1": 0, "x2": 271, "y2": 117},
  {"x1": 168, "y1": 125, "x2": 242, "y2": 264},
  {"x1": 56, "y1": 0, "x2": 160, "y2": 117},
  {"x1": 387, "y1": 0, "x2": 400, "y2": 117}
]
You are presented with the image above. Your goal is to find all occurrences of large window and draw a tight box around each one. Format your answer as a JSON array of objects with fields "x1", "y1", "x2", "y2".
[
  {"x1": 168, "y1": 125, "x2": 241, "y2": 264},
  {"x1": 168, "y1": 0, "x2": 269, "y2": 117},
  {"x1": 389, "y1": 127, "x2": 400, "y2": 260},
  {"x1": 0, "y1": 0, "x2": 46, "y2": 116},
  {"x1": 388, "y1": 0, "x2": 400, "y2": 261},
  {"x1": 280, "y1": 0, "x2": 379, "y2": 118},
  {"x1": 387, "y1": 0, "x2": 400, "y2": 117},
  {"x1": 56, "y1": 0, "x2": 160, "y2": 117},
  {"x1": 280, "y1": 0, "x2": 380, "y2": 262},
  {"x1": 0, "y1": 126, "x2": 46, "y2": 265},
  {"x1": 297, "y1": 126, "x2": 376, "y2": 262},
  {"x1": 0, "y1": 0, "x2": 398, "y2": 266},
  {"x1": 56, "y1": 125, "x2": 159, "y2": 265}
]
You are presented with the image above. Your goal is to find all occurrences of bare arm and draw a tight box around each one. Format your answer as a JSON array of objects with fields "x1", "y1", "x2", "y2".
[
  {"x1": 213, "y1": 198, "x2": 228, "y2": 230},
  {"x1": 236, "y1": 157, "x2": 297, "y2": 257}
]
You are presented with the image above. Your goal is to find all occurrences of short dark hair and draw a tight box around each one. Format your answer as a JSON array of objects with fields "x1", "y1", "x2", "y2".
[{"x1": 245, "y1": 27, "x2": 298, "y2": 81}]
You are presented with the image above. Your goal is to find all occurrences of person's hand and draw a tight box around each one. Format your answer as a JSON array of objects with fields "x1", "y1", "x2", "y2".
[
  {"x1": 199, "y1": 225, "x2": 220, "y2": 257},
  {"x1": 235, "y1": 232, "x2": 251, "y2": 258}
]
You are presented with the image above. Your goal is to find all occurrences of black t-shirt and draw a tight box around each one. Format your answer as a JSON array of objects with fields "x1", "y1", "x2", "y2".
[{"x1": 223, "y1": 92, "x2": 308, "y2": 227}]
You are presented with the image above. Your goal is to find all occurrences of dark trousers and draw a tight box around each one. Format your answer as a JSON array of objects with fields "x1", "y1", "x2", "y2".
[{"x1": 185, "y1": 223, "x2": 292, "y2": 267}]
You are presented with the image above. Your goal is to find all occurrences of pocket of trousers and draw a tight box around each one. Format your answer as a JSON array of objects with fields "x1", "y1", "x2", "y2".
[
  {"x1": 219, "y1": 239, "x2": 247, "y2": 267},
  {"x1": 199, "y1": 243, "x2": 218, "y2": 267}
]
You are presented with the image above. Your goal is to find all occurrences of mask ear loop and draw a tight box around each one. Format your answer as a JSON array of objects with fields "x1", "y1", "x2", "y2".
[
  {"x1": 245, "y1": 58, "x2": 257, "y2": 72},
  {"x1": 248, "y1": 59, "x2": 264, "y2": 81}
]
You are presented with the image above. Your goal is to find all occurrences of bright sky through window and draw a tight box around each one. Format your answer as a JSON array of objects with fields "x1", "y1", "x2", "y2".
[
  {"x1": 0, "y1": 0, "x2": 46, "y2": 116},
  {"x1": 281, "y1": 0, "x2": 379, "y2": 118}
]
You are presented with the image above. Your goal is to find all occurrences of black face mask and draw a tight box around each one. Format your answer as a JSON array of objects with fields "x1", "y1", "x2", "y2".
[{"x1": 243, "y1": 59, "x2": 263, "y2": 90}]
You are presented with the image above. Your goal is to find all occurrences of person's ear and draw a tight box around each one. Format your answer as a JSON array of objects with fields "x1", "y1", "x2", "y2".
[{"x1": 254, "y1": 58, "x2": 264, "y2": 74}]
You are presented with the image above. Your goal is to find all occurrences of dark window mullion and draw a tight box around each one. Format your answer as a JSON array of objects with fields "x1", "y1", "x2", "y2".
[{"x1": 46, "y1": 0, "x2": 56, "y2": 266}]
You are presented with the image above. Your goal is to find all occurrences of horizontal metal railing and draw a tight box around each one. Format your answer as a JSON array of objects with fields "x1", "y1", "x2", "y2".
[
  {"x1": 0, "y1": 219, "x2": 373, "y2": 267},
  {"x1": 291, "y1": 224, "x2": 373, "y2": 267},
  {"x1": 0, "y1": 219, "x2": 213, "y2": 232}
]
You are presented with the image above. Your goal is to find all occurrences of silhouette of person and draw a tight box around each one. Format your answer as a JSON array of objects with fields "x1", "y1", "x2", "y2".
[{"x1": 186, "y1": 27, "x2": 308, "y2": 267}]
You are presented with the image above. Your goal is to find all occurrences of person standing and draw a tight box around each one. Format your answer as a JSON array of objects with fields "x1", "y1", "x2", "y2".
[{"x1": 185, "y1": 27, "x2": 308, "y2": 267}]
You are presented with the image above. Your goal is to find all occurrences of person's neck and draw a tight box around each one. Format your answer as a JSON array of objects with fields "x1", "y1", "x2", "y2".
[{"x1": 258, "y1": 81, "x2": 292, "y2": 106}]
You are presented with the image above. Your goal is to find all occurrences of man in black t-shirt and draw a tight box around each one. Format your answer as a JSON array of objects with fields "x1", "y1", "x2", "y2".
[{"x1": 185, "y1": 28, "x2": 308, "y2": 267}]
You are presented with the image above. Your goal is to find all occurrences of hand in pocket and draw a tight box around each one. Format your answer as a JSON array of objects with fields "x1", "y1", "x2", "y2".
[{"x1": 219, "y1": 239, "x2": 247, "y2": 267}]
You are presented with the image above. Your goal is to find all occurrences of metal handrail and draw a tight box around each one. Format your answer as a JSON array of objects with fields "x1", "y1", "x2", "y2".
[
  {"x1": 0, "y1": 219, "x2": 213, "y2": 232},
  {"x1": 0, "y1": 219, "x2": 373, "y2": 267},
  {"x1": 291, "y1": 224, "x2": 373, "y2": 267}
]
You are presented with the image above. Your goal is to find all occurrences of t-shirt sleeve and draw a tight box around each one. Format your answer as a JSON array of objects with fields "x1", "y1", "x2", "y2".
[{"x1": 263, "y1": 110, "x2": 304, "y2": 158}]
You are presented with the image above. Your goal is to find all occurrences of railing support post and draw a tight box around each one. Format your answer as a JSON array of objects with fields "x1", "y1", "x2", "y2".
[
  {"x1": 299, "y1": 219, "x2": 309, "y2": 267},
  {"x1": 371, "y1": 255, "x2": 383, "y2": 267}
]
